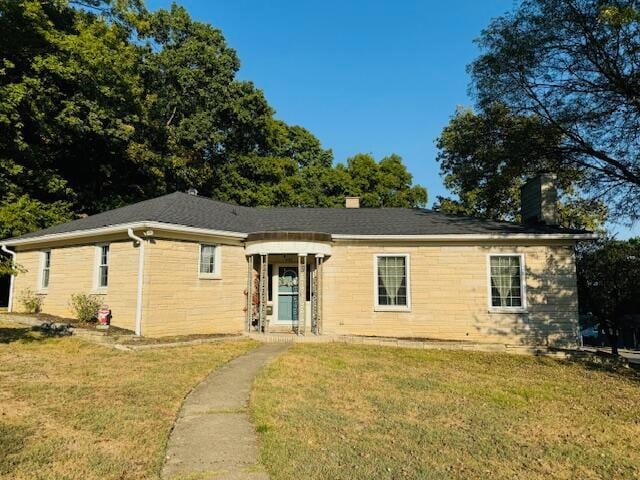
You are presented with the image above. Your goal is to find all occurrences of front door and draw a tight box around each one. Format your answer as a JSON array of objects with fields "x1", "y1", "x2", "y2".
[{"x1": 276, "y1": 265, "x2": 298, "y2": 323}]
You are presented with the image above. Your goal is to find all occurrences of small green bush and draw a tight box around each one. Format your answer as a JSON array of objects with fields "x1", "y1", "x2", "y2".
[
  {"x1": 19, "y1": 288, "x2": 43, "y2": 313},
  {"x1": 69, "y1": 293, "x2": 102, "y2": 323}
]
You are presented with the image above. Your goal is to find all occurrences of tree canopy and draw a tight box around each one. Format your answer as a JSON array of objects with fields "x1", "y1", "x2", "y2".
[
  {"x1": 468, "y1": 0, "x2": 640, "y2": 220},
  {"x1": 0, "y1": 0, "x2": 426, "y2": 239},
  {"x1": 436, "y1": 104, "x2": 607, "y2": 230}
]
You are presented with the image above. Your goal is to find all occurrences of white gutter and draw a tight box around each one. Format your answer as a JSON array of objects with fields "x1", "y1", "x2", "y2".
[
  {"x1": 127, "y1": 229, "x2": 145, "y2": 337},
  {"x1": 331, "y1": 233, "x2": 599, "y2": 241},
  {"x1": 2, "y1": 220, "x2": 598, "y2": 247},
  {"x1": 1, "y1": 244, "x2": 16, "y2": 312},
  {"x1": 2, "y1": 221, "x2": 247, "y2": 247}
]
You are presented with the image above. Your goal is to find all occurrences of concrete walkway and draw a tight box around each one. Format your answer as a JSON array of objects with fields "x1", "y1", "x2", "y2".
[{"x1": 162, "y1": 343, "x2": 289, "y2": 480}]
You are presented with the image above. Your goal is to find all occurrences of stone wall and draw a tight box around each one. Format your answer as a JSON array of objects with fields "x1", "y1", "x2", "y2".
[{"x1": 321, "y1": 242, "x2": 579, "y2": 347}]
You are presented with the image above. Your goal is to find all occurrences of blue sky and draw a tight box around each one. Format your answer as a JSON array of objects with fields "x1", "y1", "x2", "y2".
[{"x1": 146, "y1": 0, "x2": 637, "y2": 238}]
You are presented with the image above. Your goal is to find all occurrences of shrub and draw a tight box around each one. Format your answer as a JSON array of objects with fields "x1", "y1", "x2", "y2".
[
  {"x1": 19, "y1": 288, "x2": 43, "y2": 313},
  {"x1": 69, "y1": 293, "x2": 102, "y2": 323}
]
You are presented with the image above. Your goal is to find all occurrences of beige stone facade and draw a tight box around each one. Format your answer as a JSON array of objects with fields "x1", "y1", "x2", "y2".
[
  {"x1": 13, "y1": 240, "x2": 139, "y2": 331},
  {"x1": 11, "y1": 235, "x2": 579, "y2": 346},
  {"x1": 323, "y1": 242, "x2": 578, "y2": 346},
  {"x1": 142, "y1": 238, "x2": 246, "y2": 337}
]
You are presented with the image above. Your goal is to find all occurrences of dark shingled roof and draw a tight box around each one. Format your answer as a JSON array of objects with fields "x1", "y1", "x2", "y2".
[{"x1": 6, "y1": 191, "x2": 588, "y2": 241}]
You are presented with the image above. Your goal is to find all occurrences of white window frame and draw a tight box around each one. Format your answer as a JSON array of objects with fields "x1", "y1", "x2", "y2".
[
  {"x1": 198, "y1": 244, "x2": 221, "y2": 279},
  {"x1": 93, "y1": 243, "x2": 110, "y2": 292},
  {"x1": 486, "y1": 253, "x2": 527, "y2": 313},
  {"x1": 373, "y1": 253, "x2": 411, "y2": 312},
  {"x1": 37, "y1": 249, "x2": 51, "y2": 293}
]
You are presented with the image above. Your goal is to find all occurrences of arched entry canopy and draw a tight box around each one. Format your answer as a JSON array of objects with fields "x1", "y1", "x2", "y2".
[
  {"x1": 244, "y1": 231, "x2": 332, "y2": 257},
  {"x1": 244, "y1": 232, "x2": 332, "y2": 336}
]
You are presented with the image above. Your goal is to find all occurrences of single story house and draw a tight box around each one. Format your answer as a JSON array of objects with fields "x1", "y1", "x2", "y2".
[{"x1": 1, "y1": 177, "x2": 595, "y2": 345}]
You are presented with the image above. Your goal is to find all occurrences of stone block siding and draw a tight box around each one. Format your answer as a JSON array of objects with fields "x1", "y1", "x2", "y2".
[
  {"x1": 12, "y1": 241, "x2": 139, "y2": 331},
  {"x1": 141, "y1": 239, "x2": 246, "y2": 337},
  {"x1": 322, "y1": 243, "x2": 579, "y2": 347},
  {"x1": 12, "y1": 238, "x2": 579, "y2": 345}
]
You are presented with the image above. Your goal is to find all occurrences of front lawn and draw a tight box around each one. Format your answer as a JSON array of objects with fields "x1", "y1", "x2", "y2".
[
  {"x1": 251, "y1": 344, "x2": 640, "y2": 480},
  {"x1": 0, "y1": 319, "x2": 256, "y2": 479}
]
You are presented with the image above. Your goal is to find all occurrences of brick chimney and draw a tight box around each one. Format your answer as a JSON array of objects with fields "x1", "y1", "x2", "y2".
[
  {"x1": 345, "y1": 197, "x2": 360, "y2": 208},
  {"x1": 520, "y1": 174, "x2": 558, "y2": 225}
]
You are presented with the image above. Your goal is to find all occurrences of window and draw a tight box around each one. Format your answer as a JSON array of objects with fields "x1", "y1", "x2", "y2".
[
  {"x1": 488, "y1": 254, "x2": 526, "y2": 310},
  {"x1": 40, "y1": 250, "x2": 51, "y2": 290},
  {"x1": 97, "y1": 244, "x2": 109, "y2": 289},
  {"x1": 375, "y1": 254, "x2": 410, "y2": 311},
  {"x1": 199, "y1": 244, "x2": 220, "y2": 278}
]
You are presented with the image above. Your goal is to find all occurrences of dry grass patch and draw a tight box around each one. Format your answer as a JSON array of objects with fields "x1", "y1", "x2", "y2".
[
  {"x1": 251, "y1": 343, "x2": 640, "y2": 480},
  {"x1": 0, "y1": 319, "x2": 256, "y2": 479}
]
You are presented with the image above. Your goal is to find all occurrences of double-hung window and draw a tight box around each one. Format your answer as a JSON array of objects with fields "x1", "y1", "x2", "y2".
[
  {"x1": 199, "y1": 244, "x2": 220, "y2": 278},
  {"x1": 374, "y1": 254, "x2": 411, "y2": 311},
  {"x1": 488, "y1": 254, "x2": 526, "y2": 311},
  {"x1": 40, "y1": 250, "x2": 51, "y2": 291},
  {"x1": 97, "y1": 244, "x2": 110, "y2": 289}
]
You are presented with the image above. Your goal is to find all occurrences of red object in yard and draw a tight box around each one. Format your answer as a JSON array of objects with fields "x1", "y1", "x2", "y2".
[{"x1": 98, "y1": 305, "x2": 111, "y2": 325}]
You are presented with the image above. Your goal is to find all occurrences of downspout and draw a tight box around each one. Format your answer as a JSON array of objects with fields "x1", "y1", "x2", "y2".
[
  {"x1": 127, "y1": 229, "x2": 145, "y2": 336},
  {"x1": 1, "y1": 244, "x2": 16, "y2": 312}
]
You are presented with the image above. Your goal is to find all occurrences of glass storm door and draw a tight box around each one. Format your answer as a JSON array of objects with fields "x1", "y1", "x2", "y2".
[{"x1": 277, "y1": 266, "x2": 299, "y2": 322}]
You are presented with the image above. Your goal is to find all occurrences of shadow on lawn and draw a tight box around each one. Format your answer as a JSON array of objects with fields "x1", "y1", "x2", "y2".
[
  {"x1": 561, "y1": 350, "x2": 640, "y2": 381},
  {"x1": 0, "y1": 327, "x2": 46, "y2": 344}
]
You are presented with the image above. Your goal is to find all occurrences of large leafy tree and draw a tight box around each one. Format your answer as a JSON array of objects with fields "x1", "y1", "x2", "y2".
[
  {"x1": 0, "y1": 0, "x2": 151, "y2": 214},
  {"x1": 436, "y1": 104, "x2": 607, "y2": 230},
  {"x1": 0, "y1": 0, "x2": 427, "y2": 242},
  {"x1": 470, "y1": 0, "x2": 640, "y2": 219}
]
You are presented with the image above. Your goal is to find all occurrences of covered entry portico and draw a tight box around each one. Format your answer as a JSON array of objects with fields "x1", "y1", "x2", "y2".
[{"x1": 245, "y1": 232, "x2": 331, "y2": 335}]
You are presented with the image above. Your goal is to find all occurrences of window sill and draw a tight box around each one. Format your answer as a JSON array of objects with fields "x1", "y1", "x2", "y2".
[
  {"x1": 198, "y1": 273, "x2": 222, "y2": 280},
  {"x1": 488, "y1": 308, "x2": 528, "y2": 314},
  {"x1": 374, "y1": 306, "x2": 412, "y2": 313},
  {"x1": 92, "y1": 289, "x2": 108, "y2": 295},
  {"x1": 36, "y1": 289, "x2": 48, "y2": 295}
]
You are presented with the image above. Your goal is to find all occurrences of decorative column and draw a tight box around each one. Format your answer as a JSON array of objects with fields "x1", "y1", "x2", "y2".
[
  {"x1": 315, "y1": 254, "x2": 324, "y2": 335},
  {"x1": 311, "y1": 259, "x2": 317, "y2": 334},
  {"x1": 259, "y1": 253, "x2": 269, "y2": 333},
  {"x1": 297, "y1": 253, "x2": 307, "y2": 335},
  {"x1": 246, "y1": 255, "x2": 253, "y2": 332}
]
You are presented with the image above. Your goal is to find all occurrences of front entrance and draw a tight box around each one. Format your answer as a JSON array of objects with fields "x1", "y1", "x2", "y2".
[
  {"x1": 245, "y1": 246, "x2": 327, "y2": 335},
  {"x1": 273, "y1": 265, "x2": 298, "y2": 324}
]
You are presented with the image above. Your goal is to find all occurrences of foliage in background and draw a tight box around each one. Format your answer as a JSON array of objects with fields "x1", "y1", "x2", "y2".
[
  {"x1": 436, "y1": 104, "x2": 607, "y2": 230},
  {"x1": 69, "y1": 292, "x2": 103, "y2": 323},
  {"x1": 18, "y1": 288, "x2": 43, "y2": 313},
  {"x1": 467, "y1": 0, "x2": 640, "y2": 221},
  {"x1": 0, "y1": 0, "x2": 426, "y2": 242},
  {"x1": 0, "y1": 257, "x2": 25, "y2": 277},
  {"x1": 0, "y1": 195, "x2": 74, "y2": 239},
  {"x1": 576, "y1": 238, "x2": 640, "y2": 355}
]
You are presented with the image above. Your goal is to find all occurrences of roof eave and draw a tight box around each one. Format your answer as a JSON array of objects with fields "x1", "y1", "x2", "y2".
[
  {"x1": 1, "y1": 223, "x2": 599, "y2": 248},
  {"x1": 1, "y1": 221, "x2": 248, "y2": 247},
  {"x1": 331, "y1": 233, "x2": 598, "y2": 241}
]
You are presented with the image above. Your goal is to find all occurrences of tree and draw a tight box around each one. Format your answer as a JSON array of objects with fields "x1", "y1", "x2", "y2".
[
  {"x1": 0, "y1": 0, "x2": 154, "y2": 216},
  {"x1": 576, "y1": 238, "x2": 640, "y2": 355},
  {"x1": 0, "y1": 0, "x2": 427, "y2": 242},
  {"x1": 343, "y1": 154, "x2": 428, "y2": 208},
  {"x1": 141, "y1": 3, "x2": 276, "y2": 201},
  {"x1": 436, "y1": 104, "x2": 607, "y2": 230},
  {"x1": 470, "y1": 0, "x2": 640, "y2": 219}
]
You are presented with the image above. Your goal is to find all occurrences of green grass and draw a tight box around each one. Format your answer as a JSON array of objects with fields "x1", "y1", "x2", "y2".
[
  {"x1": 0, "y1": 319, "x2": 257, "y2": 479},
  {"x1": 251, "y1": 344, "x2": 640, "y2": 480}
]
